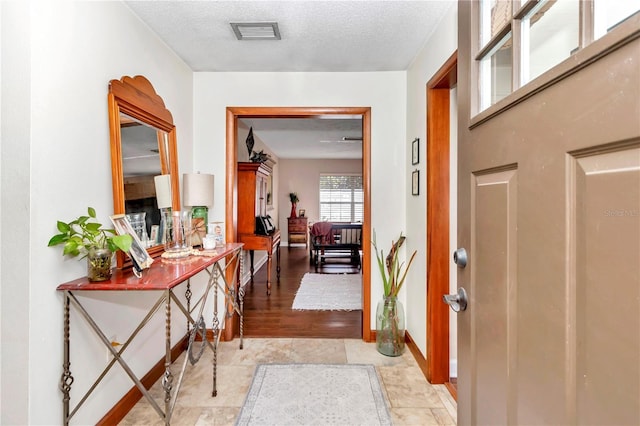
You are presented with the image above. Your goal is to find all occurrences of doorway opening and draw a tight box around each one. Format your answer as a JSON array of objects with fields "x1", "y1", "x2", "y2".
[
  {"x1": 426, "y1": 52, "x2": 458, "y2": 397},
  {"x1": 225, "y1": 106, "x2": 372, "y2": 341}
]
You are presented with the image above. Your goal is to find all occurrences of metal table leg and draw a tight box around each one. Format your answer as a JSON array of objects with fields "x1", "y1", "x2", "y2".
[
  {"x1": 162, "y1": 289, "x2": 173, "y2": 425},
  {"x1": 60, "y1": 291, "x2": 73, "y2": 426}
]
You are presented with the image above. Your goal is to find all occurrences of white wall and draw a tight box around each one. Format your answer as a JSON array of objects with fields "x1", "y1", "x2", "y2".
[
  {"x1": 194, "y1": 71, "x2": 407, "y2": 326},
  {"x1": 1, "y1": 1, "x2": 193, "y2": 424},
  {"x1": 278, "y1": 158, "x2": 363, "y2": 241},
  {"x1": 1, "y1": 2, "x2": 30, "y2": 424},
  {"x1": 405, "y1": 2, "x2": 458, "y2": 357}
]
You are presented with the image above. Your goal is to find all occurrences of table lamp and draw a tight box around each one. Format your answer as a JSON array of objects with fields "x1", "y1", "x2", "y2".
[{"x1": 183, "y1": 172, "x2": 214, "y2": 246}]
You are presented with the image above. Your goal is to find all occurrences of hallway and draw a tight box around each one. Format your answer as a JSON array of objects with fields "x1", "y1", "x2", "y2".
[{"x1": 243, "y1": 246, "x2": 362, "y2": 338}]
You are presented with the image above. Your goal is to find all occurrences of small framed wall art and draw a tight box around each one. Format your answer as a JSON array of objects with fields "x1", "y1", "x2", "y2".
[
  {"x1": 412, "y1": 170, "x2": 420, "y2": 196},
  {"x1": 411, "y1": 137, "x2": 420, "y2": 165}
]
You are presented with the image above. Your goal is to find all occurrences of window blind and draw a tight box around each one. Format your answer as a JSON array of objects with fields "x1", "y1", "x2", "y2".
[{"x1": 319, "y1": 174, "x2": 363, "y2": 222}]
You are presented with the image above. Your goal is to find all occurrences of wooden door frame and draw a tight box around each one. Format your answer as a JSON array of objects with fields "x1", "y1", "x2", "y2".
[
  {"x1": 426, "y1": 52, "x2": 457, "y2": 384},
  {"x1": 225, "y1": 106, "x2": 372, "y2": 341}
]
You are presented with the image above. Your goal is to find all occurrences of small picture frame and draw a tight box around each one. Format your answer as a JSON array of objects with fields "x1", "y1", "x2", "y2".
[
  {"x1": 299, "y1": 209, "x2": 306, "y2": 217},
  {"x1": 110, "y1": 214, "x2": 154, "y2": 274},
  {"x1": 209, "y1": 221, "x2": 225, "y2": 247},
  {"x1": 412, "y1": 170, "x2": 420, "y2": 196},
  {"x1": 411, "y1": 137, "x2": 420, "y2": 165},
  {"x1": 149, "y1": 225, "x2": 159, "y2": 244}
]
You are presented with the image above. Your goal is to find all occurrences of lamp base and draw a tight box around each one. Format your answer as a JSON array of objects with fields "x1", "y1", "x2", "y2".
[{"x1": 191, "y1": 206, "x2": 208, "y2": 246}]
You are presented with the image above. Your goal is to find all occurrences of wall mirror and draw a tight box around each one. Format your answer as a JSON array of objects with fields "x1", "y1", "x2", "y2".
[{"x1": 108, "y1": 75, "x2": 180, "y2": 268}]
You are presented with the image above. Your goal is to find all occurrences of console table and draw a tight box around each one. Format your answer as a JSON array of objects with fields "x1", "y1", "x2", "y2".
[{"x1": 56, "y1": 243, "x2": 243, "y2": 425}]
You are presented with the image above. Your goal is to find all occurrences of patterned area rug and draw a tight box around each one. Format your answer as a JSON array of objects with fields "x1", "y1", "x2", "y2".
[
  {"x1": 235, "y1": 364, "x2": 392, "y2": 426},
  {"x1": 291, "y1": 273, "x2": 362, "y2": 310}
]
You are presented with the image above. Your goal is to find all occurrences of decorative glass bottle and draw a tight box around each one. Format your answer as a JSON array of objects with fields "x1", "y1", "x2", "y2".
[{"x1": 375, "y1": 295, "x2": 406, "y2": 356}]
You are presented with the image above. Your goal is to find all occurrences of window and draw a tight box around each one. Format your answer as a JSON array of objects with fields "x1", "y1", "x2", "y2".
[
  {"x1": 319, "y1": 174, "x2": 363, "y2": 222},
  {"x1": 521, "y1": 0, "x2": 579, "y2": 84},
  {"x1": 480, "y1": 32, "x2": 513, "y2": 110},
  {"x1": 594, "y1": 0, "x2": 640, "y2": 40},
  {"x1": 476, "y1": 0, "x2": 639, "y2": 112}
]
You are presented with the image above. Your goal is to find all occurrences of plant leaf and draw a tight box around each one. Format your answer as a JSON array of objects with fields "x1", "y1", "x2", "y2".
[
  {"x1": 57, "y1": 221, "x2": 70, "y2": 233},
  {"x1": 85, "y1": 222, "x2": 102, "y2": 232},
  {"x1": 88, "y1": 207, "x2": 96, "y2": 218},
  {"x1": 48, "y1": 234, "x2": 67, "y2": 246},
  {"x1": 111, "y1": 234, "x2": 133, "y2": 253},
  {"x1": 63, "y1": 241, "x2": 79, "y2": 257}
]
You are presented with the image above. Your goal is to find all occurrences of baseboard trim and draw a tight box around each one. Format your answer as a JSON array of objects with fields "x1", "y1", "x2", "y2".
[
  {"x1": 97, "y1": 327, "x2": 235, "y2": 425},
  {"x1": 369, "y1": 330, "x2": 430, "y2": 384},
  {"x1": 444, "y1": 381, "x2": 458, "y2": 401},
  {"x1": 97, "y1": 335, "x2": 189, "y2": 425},
  {"x1": 405, "y1": 331, "x2": 430, "y2": 381}
]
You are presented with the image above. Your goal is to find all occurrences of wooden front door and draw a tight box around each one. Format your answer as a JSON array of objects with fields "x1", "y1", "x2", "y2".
[{"x1": 456, "y1": 5, "x2": 639, "y2": 425}]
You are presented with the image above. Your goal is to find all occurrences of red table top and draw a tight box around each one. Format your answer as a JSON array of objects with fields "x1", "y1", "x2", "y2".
[{"x1": 56, "y1": 243, "x2": 243, "y2": 292}]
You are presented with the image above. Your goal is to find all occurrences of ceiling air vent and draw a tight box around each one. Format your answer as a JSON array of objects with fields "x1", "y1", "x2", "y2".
[{"x1": 231, "y1": 22, "x2": 281, "y2": 40}]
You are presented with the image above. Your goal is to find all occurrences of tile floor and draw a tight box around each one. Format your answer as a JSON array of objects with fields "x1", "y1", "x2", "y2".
[{"x1": 120, "y1": 338, "x2": 457, "y2": 425}]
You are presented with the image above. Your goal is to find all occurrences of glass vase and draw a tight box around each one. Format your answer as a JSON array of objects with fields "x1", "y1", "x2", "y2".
[
  {"x1": 87, "y1": 248, "x2": 112, "y2": 282},
  {"x1": 376, "y1": 296, "x2": 406, "y2": 356},
  {"x1": 163, "y1": 210, "x2": 192, "y2": 258},
  {"x1": 126, "y1": 212, "x2": 148, "y2": 245}
]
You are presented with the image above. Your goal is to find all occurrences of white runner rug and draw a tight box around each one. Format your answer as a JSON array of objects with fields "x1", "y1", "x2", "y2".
[
  {"x1": 235, "y1": 363, "x2": 392, "y2": 426},
  {"x1": 292, "y1": 273, "x2": 362, "y2": 311}
]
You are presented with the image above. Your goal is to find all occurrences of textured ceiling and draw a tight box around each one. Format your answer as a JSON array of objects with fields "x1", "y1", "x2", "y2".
[
  {"x1": 125, "y1": 0, "x2": 455, "y2": 72},
  {"x1": 124, "y1": 0, "x2": 455, "y2": 158}
]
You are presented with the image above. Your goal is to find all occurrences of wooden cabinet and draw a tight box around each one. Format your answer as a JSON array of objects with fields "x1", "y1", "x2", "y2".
[
  {"x1": 288, "y1": 217, "x2": 308, "y2": 247},
  {"x1": 237, "y1": 162, "x2": 281, "y2": 295},
  {"x1": 237, "y1": 162, "x2": 271, "y2": 234}
]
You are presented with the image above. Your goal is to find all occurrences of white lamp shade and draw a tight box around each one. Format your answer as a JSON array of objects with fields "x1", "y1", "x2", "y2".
[
  {"x1": 154, "y1": 174, "x2": 173, "y2": 209},
  {"x1": 183, "y1": 173, "x2": 214, "y2": 207}
]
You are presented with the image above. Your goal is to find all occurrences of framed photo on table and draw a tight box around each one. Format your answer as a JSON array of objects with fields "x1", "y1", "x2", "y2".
[
  {"x1": 411, "y1": 138, "x2": 420, "y2": 165},
  {"x1": 110, "y1": 214, "x2": 154, "y2": 274}
]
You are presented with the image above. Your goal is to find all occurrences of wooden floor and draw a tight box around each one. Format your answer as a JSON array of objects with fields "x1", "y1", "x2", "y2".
[{"x1": 242, "y1": 246, "x2": 362, "y2": 338}]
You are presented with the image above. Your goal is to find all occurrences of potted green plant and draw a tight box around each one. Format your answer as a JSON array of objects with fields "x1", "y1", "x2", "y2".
[
  {"x1": 289, "y1": 192, "x2": 299, "y2": 218},
  {"x1": 48, "y1": 207, "x2": 133, "y2": 282},
  {"x1": 372, "y1": 230, "x2": 417, "y2": 356}
]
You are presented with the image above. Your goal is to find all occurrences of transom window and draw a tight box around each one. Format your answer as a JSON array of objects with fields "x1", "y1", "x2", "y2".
[
  {"x1": 319, "y1": 174, "x2": 363, "y2": 222},
  {"x1": 477, "y1": 0, "x2": 640, "y2": 112}
]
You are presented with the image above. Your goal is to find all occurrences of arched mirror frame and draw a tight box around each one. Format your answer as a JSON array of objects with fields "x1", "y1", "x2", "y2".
[{"x1": 108, "y1": 75, "x2": 181, "y2": 268}]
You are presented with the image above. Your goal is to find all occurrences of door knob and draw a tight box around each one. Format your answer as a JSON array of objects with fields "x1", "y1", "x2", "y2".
[
  {"x1": 453, "y1": 248, "x2": 467, "y2": 268},
  {"x1": 443, "y1": 287, "x2": 468, "y2": 312}
]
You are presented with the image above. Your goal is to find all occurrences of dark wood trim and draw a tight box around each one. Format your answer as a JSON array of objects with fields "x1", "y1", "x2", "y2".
[
  {"x1": 97, "y1": 335, "x2": 189, "y2": 426},
  {"x1": 426, "y1": 52, "x2": 457, "y2": 385},
  {"x1": 361, "y1": 108, "x2": 372, "y2": 342},
  {"x1": 406, "y1": 331, "x2": 429, "y2": 380},
  {"x1": 431, "y1": 52, "x2": 458, "y2": 89},
  {"x1": 225, "y1": 108, "x2": 239, "y2": 341},
  {"x1": 445, "y1": 381, "x2": 458, "y2": 401},
  {"x1": 226, "y1": 106, "x2": 372, "y2": 342}
]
